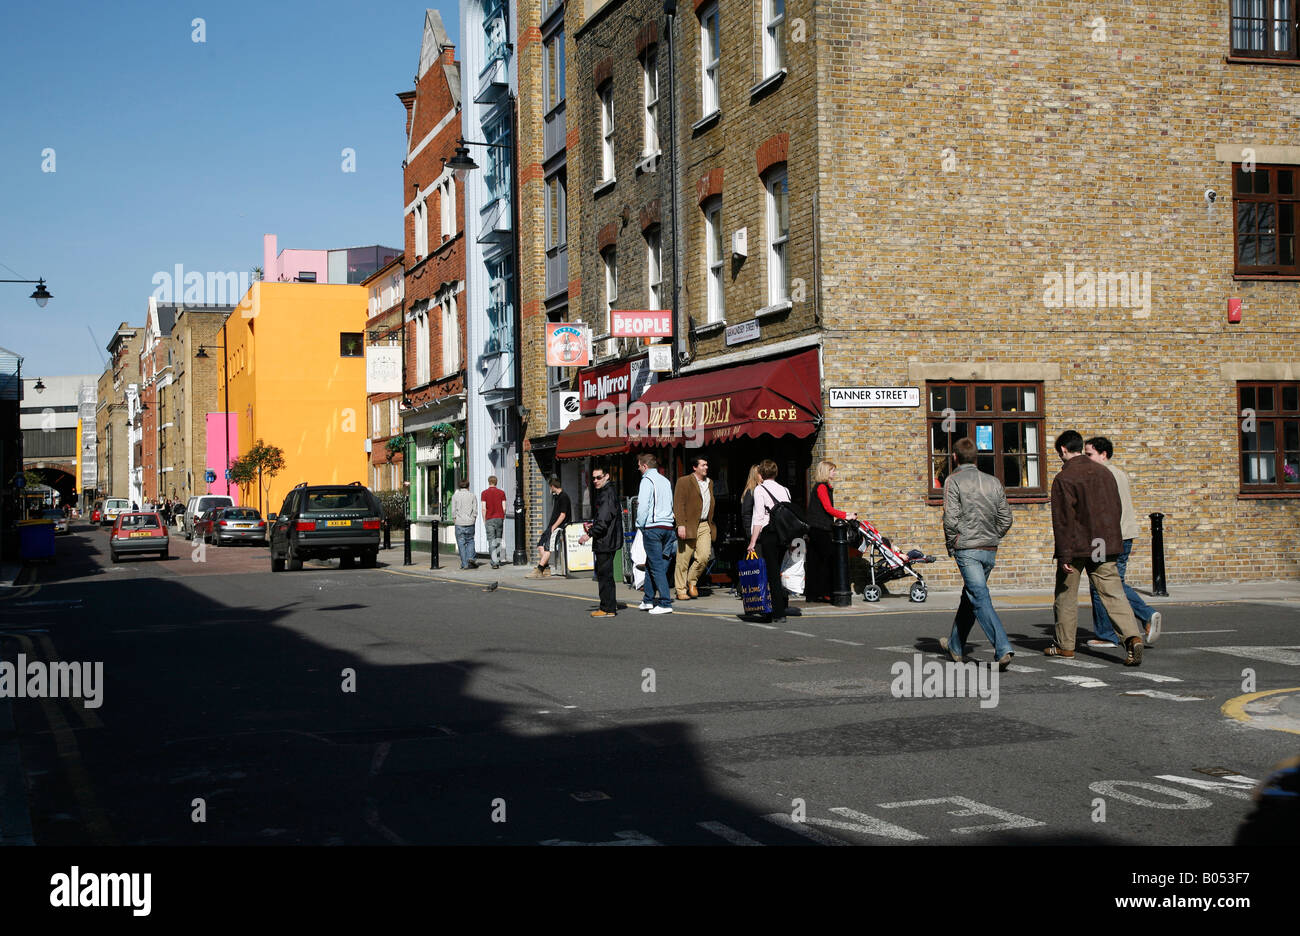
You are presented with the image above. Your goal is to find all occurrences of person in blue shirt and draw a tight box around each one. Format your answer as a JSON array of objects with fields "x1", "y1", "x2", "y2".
[{"x1": 635, "y1": 453, "x2": 675, "y2": 614}]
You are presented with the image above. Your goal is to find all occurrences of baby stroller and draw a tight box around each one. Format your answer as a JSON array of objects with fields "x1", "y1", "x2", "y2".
[{"x1": 852, "y1": 518, "x2": 938, "y2": 603}]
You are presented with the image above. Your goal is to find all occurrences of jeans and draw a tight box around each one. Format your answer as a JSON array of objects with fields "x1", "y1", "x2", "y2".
[
  {"x1": 640, "y1": 527, "x2": 674, "y2": 607},
  {"x1": 947, "y1": 549, "x2": 1013, "y2": 660},
  {"x1": 455, "y1": 524, "x2": 476, "y2": 568},
  {"x1": 485, "y1": 518, "x2": 504, "y2": 565},
  {"x1": 1088, "y1": 539, "x2": 1154, "y2": 642}
]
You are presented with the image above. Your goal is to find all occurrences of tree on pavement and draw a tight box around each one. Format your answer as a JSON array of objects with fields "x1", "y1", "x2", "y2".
[{"x1": 229, "y1": 440, "x2": 285, "y2": 513}]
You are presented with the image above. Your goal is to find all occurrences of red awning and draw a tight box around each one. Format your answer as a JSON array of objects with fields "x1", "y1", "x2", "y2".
[
  {"x1": 555, "y1": 413, "x2": 632, "y2": 459},
  {"x1": 628, "y1": 347, "x2": 822, "y2": 446}
]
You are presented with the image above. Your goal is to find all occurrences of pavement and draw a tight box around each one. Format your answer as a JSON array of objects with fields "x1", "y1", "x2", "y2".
[{"x1": 376, "y1": 546, "x2": 1300, "y2": 618}]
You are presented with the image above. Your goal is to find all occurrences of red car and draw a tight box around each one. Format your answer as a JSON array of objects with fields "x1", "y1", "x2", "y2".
[{"x1": 109, "y1": 512, "x2": 169, "y2": 562}]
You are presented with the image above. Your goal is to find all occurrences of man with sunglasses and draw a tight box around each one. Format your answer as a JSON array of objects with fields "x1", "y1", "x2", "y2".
[{"x1": 579, "y1": 465, "x2": 623, "y2": 618}]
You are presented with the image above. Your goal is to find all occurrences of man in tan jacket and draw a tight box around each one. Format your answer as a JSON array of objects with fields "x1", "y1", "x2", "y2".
[{"x1": 673, "y1": 456, "x2": 716, "y2": 600}]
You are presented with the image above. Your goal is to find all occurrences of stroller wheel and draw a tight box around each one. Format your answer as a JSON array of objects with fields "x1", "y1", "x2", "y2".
[
  {"x1": 862, "y1": 584, "x2": 882, "y2": 602},
  {"x1": 909, "y1": 581, "x2": 928, "y2": 603}
]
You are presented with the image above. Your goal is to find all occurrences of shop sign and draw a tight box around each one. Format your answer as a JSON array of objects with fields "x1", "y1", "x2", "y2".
[
  {"x1": 546, "y1": 323, "x2": 591, "y2": 367},
  {"x1": 557, "y1": 392, "x2": 581, "y2": 429},
  {"x1": 827, "y1": 387, "x2": 921, "y2": 408},
  {"x1": 647, "y1": 345, "x2": 672, "y2": 372},
  {"x1": 365, "y1": 346, "x2": 402, "y2": 393},
  {"x1": 611, "y1": 310, "x2": 672, "y2": 338},
  {"x1": 725, "y1": 319, "x2": 760, "y2": 346},
  {"x1": 579, "y1": 360, "x2": 631, "y2": 414},
  {"x1": 416, "y1": 444, "x2": 442, "y2": 464}
]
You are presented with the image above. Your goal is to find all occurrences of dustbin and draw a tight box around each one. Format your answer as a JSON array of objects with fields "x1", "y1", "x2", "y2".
[{"x1": 19, "y1": 520, "x2": 56, "y2": 561}]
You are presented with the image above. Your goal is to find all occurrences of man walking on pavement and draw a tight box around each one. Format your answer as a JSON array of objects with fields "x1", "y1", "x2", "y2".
[
  {"x1": 635, "y1": 452, "x2": 675, "y2": 614},
  {"x1": 579, "y1": 465, "x2": 623, "y2": 617},
  {"x1": 451, "y1": 479, "x2": 478, "y2": 570},
  {"x1": 480, "y1": 475, "x2": 507, "y2": 570},
  {"x1": 1046, "y1": 430, "x2": 1144, "y2": 666},
  {"x1": 939, "y1": 437, "x2": 1016, "y2": 671},
  {"x1": 673, "y1": 456, "x2": 715, "y2": 601},
  {"x1": 1083, "y1": 436, "x2": 1162, "y2": 647}
]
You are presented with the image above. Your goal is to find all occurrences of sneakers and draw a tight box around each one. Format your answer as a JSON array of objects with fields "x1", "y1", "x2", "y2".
[
  {"x1": 637, "y1": 600, "x2": 655, "y2": 610},
  {"x1": 1145, "y1": 611, "x2": 1162, "y2": 645},
  {"x1": 649, "y1": 605, "x2": 673, "y2": 615},
  {"x1": 525, "y1": 566, "x2": 548, "y2": 579},
  {"x1": 939, "y1": 636, "x2": 961, "y2": 663},
  {"x1": 1124, "y1": 637, "x2": 1144, "y2": 667},
  {"x1": 998, "y1": 652, "x2": 1014, "y2": 672},
  {"x1": 1043, "y1": 645, "x2": 1075, "y2": 658},
  {"x1": 590, "y1": 610, "x2": 617, "y2": 618},
  {"x1": 1086, "y1": 639, "x2": 1120, "y2": 648}
]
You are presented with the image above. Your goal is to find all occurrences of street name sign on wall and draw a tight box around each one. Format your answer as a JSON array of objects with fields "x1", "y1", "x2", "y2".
[
  {"x1": 828, "y1": 387, "x2": 921, "y2": 408},
  {"x1": 725, "y1": 320, "x2": 760, "y2": 346}
]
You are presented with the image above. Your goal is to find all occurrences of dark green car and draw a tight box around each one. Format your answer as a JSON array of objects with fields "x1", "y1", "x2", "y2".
[{"x1": 269, "y1": 482, "x2": 383, "y2": 571}]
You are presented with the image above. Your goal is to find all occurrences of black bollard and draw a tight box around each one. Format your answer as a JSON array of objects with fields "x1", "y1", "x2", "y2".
[
  {"x1": 830, "y1": 519, "x2": 852, "y2": 607},
  {"x1": 403, "y1": 515, "x2": 412, "y2": 566},
  {"x1": 1149, "y1": 512, "x2": 1168, "y2": 596},
  {"x1": 430, "y1": 518, "x2": 440, "y2": 569},
  {"x1": 383, "y1": 517, "x2": 391, "y2": 551}
]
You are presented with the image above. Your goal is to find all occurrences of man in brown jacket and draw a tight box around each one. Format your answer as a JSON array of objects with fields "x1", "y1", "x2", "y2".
[
  {"x1": 1047, "y1": 430, "x2": 1144, "y2": 665},
  {"x1": 673, "y1": 456, "x2": 716, "y2": 600}
]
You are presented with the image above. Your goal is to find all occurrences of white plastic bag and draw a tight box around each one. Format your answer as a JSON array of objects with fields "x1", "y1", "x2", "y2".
[
  {"x1": 780, "y1": 536, "x2": 806, "y2": 596},
  {"x1": 630, "y1": 529, "x2": 647, "y2": 589}
]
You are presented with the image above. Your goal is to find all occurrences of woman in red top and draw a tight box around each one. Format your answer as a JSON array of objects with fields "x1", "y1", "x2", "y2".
[{"x1": 805, "y1": 460, "x2": 857, "y2": 603}]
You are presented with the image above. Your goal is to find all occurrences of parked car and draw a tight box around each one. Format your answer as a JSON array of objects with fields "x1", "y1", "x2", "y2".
[
  {"x1": 183, "y1": 495, "x2": 234, "y2": 540},
  {"x1": 200, "y1": 507, "x2": 267, "y2": 546},
  {"x1": 39, "y1": 509, "x2": 69, "y2": 535},
  {"x1": 269, "y1": 482, "x2": 383, "y2": 571},
  {"x1": 101, "y1": 498, "x2": 131, "y2": 526},
  {"x1": 109, "y1": 511, "x2": 169, "y2": 562}
]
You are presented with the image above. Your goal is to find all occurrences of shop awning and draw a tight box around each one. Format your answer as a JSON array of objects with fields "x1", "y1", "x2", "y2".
[
  {"x1": 555, "y1": 414, "x2": 632, "y2": 459},
  {"x1": 628, "y1": 347, "x2": 822, "y2": 446}
]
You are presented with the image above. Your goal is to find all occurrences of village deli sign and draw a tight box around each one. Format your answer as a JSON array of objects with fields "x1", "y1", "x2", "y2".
[{"x1": 611, "y1": 310, "x2": 672, "y2": 338}]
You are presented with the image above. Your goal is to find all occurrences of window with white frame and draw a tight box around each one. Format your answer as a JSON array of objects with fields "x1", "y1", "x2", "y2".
[
  {"x1": 372, "y1": 402, "x2": 382, "y2": 439},
  {"x1": 646, "y1": 228, "x2": 662, "y2": 310},
  {"x1": 439, "y1": 176, "x2": 456, "y2": 238},
  {"x1": 700, "y1": 3, "x2": 720, "y2": 116},
  {"x1": 603, "y1": 247, "x2": 618, "y2": 337},
  {"x1": 415, "y1": 306, "x2": 430, "y2": 385},
  {"x1": 642, "y1": 47, "x2": 659, "y2": 156},
  {"x1": 389, "y1": 397, "x2": 399, "y2": 433},
  {"x1": 763, "y1": 0, "x2": 786, "y2": 77},
  {"x1": 413, "y1": 198, "x2": 429, "y2": 258},
  {"x1": 441, "y1": 293, "x2": 459, "y2": 375},
  {"x1": 766, "y1": 167, "x2": 789, "y2": 305},
  {"x1": 704, "y1": 198, "x2": 725, "y2": 323},
  {"x1": 600, "y1": 84, "x2": 615, "y2": 182}
]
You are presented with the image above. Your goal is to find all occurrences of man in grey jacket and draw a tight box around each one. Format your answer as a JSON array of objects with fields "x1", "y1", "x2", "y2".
[
  {"x1": 450, "y1": 479, "x2": 478, "y2": 570},
  {"x1": 941, "y1": 437, "x2": 1015, "y2": 670}
]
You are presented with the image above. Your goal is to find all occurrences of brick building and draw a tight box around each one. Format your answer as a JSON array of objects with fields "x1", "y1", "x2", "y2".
[
  {"x1": 397, "y1": 9, "x2": 469, "y2": 555},
  {"x1": 139, "y1": 298, "x2": 176, "y2": 505},
  {"x1": 167, "y1": 304, "x2": 235, "y2": 506},
  {"x1": 96, "y1": 323, "x2": 142, "y2": 500},
  {"x1": 363, "y1": 255, "x2": 405, "y2": 494}
]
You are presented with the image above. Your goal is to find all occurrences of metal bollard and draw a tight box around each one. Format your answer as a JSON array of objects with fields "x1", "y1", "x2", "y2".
[
  {"x1": 830, "y1": 519, "x2": 852, "y2": 607},
  {"x1": 1149, "y1": 512, "x2": 1168, "y2": 596},
  {"x1": 403, "y1": 516, "x2": 412, "y2": 566},
  {"x1": 430, "y1": 518, "x2": 440, "y2": 569},
  {"x1": 383, "y1": 517, "x2": 391, "y2": 551}
]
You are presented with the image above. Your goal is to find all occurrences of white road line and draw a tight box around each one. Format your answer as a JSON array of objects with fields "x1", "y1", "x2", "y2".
[
  {"x1": 784, "y1": 630, "x2": 815, "y2": 637},
  {"x1": 1123, "y1": 690, "x2": 1205, "y2": 702},
  {"x1": 762, "y1": 813, "x2": 850, "y2": 846},
  {"x1": 1120, "y1": 671, "x2": 1182, "y2": 683},
  {"x1": 1053, "y1": 675, "x2": 1109, "y2": 688},
  {"x1": 1044, "y1": 656, "x2": 1108, "y2": 669},
  {"x1": 875, "y1": 645, "x2": 918, "y2": 653},
  {"x1": 826, "y1": 638, "x2": 864, "y2": 647},
  {"x1": 697, "y1": 821, "x2": 765, "y2": 846},
  {"x1": 1006, "y1": 664, "x2": 1044, "y2": 673},
  {"x1": 1165, "y1": 629, "x2": 1236, "y2": 635},
  {"x1": 744, "y1": 622, "x2": 778, "y2": 630},
  {"x1": 1198, "y1": 646, "x2": 1300, "y2": 666}
]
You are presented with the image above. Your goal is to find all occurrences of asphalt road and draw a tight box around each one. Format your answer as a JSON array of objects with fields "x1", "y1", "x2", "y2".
[{"x1": 2, "y1": 520, "x2": 1297, "y2": 846}]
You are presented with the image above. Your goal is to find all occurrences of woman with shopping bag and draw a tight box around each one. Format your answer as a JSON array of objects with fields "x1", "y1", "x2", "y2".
[{"x1": 746, "y1": 459, "x2": 793, "y2": 623}]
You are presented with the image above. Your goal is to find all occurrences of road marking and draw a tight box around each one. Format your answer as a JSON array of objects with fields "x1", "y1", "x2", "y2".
[
  {"x1": 697, "y1": 821, "x2": 764, "y2": 846},
  {"x1": 876, "y1": 645, "x2": 918, "y2": 653},
  {"x1": 36, "y1": 634, "x2": 102, "y2": 730},
  {"x1": 1006, "y1": 664, "x2": 1043, "y2": 673},
  {"x1": 1088, "y1": 780, "x2": 1212, "y2": 809},
  {"x1": 877, "y1": 796, "x2": 1046, "y2": 835},
  {"x1": 1153, "y1": 774, "x2": 1256, "y2": 800},
  {"x1": 1043, "y1": 656, "x2": 1108, "y2": 669},
  {"x1": 1200, "y1": 646, "x2": 1300, "y2": 666},
  {"x1": 540, "y1": 829, "x2": 662, "y2": 846},
  {"x1": 744, "y1": 622, "x2": 777, "y2": 630},
  {"x1": 1221, "y1": 687, "x2": 1300, "y2": 735},
  {"x1": 784, "y1": 630, "x2": 815, "y2": 637},
  {"x1": 1121, "y1": 671, "x2": 1181, "y2": 683},
  {"x1": 826, "y1": 638, "x2": 864, "y2": 647},
  {"x1": 760, "y1": 813, "x2": 851, "y2": 845},
  {"x1": 1166, "y1": 629, "x2": 1236, "y2": 635},
  {"x1": 1054, "y1": 675, "x2": 1108, "y2": 688},
  {"x1": 1122, "y1": 689, "x2": 1206, "y2": 702}
]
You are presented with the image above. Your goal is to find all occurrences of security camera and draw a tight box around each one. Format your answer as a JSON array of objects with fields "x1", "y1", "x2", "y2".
[{"x1": 1205, "y1": 189, "x2": 1217, "y2": 204}]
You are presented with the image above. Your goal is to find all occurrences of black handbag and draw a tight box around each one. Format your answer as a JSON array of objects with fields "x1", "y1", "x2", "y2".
[{"x1": 760, "y1": 482, "x2": 809, "y2": 546}]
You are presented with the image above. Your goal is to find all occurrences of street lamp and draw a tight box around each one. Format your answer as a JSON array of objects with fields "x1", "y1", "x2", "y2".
[
  {"x1": 195, "y1": 337, "x2": 231, "y2": 498},
  {"x1": 33, "y1": 379, "x2": 45, "y2": 393},
  {"x1": 1, "y1": 278, "x2": 53, "y2": 308},
  {"x1": 444, "y1": 113, "x2": 528, "y2": 565}
]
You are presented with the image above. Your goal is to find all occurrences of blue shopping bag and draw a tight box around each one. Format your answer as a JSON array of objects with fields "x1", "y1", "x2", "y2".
[{"x1": 737, "y1": 550, "x2": 772, "y2": 616}]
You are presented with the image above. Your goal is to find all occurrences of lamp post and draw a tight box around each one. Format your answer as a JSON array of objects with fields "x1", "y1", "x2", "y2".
[
  {"x1": 444, "y1": 98, "x2": 528, "y2": 566},
  {"x1": 0, "y1": 278, "x2": 53, "y2": 308},
  {"x1": 196, "y1": 332, "x2": 231, "y2": 500}
]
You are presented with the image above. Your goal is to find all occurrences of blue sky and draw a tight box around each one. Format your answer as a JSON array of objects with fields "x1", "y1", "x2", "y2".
[{"x1": 0, "y1": 0, "x2": 459, "y2": 378}]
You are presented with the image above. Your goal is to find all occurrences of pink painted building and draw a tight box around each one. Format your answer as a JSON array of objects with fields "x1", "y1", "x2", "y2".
[{"x1": 262, "y1": 234, "x2": 400, "y2": 286}]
